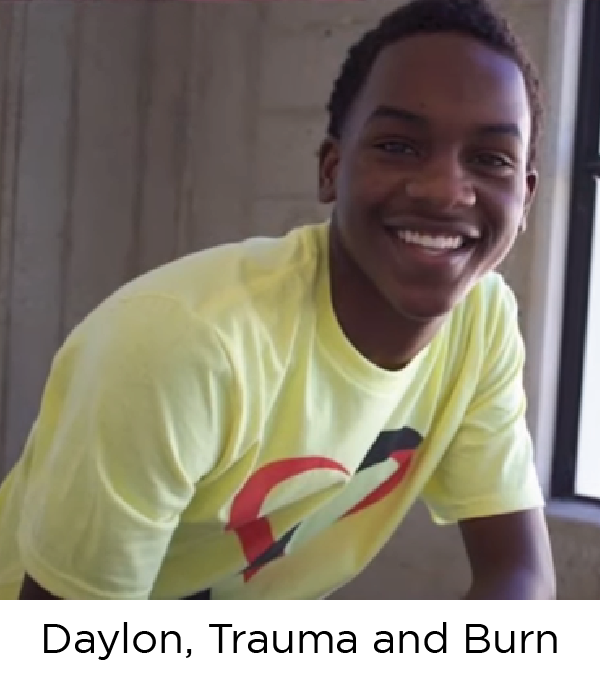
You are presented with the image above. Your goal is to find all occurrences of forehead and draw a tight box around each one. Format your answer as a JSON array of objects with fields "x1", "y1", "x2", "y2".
[{"x1": 348, "y1": 33, "x2": 531, "y2": 142}]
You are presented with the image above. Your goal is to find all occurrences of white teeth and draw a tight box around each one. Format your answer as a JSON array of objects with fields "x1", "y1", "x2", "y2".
[{"x1": 396, "y1": 230, "x2": 464, "y2": 250}]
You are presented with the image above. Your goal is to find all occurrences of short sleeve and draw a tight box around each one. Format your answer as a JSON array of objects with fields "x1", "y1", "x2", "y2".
[
  {"x1": 17, "y1": 294, "x2": 235, "y2": 599},
  {"x1": 422, "y1": 281, "x2": 544, "y2": 525}
]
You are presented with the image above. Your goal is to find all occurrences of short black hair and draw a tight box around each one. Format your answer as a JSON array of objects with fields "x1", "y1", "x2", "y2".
[{"x1": 326, "y1": 0, "x2": 543, "y2": 166}]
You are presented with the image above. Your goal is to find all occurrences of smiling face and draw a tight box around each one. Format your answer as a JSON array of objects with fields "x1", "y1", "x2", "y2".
[{"x1": 319, "y1": 32, "x2": 538, "y2": 321}]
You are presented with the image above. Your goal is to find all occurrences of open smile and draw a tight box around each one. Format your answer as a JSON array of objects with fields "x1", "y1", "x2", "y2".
[{"x1": 382, "y1": 226, "x2": 479, "y2": 267}]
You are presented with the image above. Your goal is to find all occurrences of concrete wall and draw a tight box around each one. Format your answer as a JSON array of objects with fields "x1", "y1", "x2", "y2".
[{"x1": 0, "y1": 0, "x2": 598, "y2": 598}]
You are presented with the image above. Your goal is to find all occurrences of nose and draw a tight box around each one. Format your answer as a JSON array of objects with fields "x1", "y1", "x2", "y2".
[{"x1": 405, "y1": 156, "x2": 476, "y2": 210}]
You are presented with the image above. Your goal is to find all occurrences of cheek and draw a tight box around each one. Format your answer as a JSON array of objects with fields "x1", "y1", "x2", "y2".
[
  {"x1": 483, "y1": 183, "x2": 526, "y2": 235},
  {"x1": 489, "y1": 228, "x2": 519, "y2": 267},
  {"x1": 338, "y1": 155, "x2": 400, "y2": 213},
  {"x1": 481, "y1": 204, "x2": 523, "y2": 268}
]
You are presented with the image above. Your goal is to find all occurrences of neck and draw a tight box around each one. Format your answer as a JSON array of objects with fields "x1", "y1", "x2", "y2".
[{"x1": 328, "y1": 224, "x2": 444, "y2": 371}]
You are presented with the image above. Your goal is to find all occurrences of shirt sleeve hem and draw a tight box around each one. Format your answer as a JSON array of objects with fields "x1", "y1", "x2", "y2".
[
  {"x1": 427, "y1": 493, "x2": 546, "y2": 526},
  {"x1": 20, "y1": 539, "x2": 149, "y2": 600}
]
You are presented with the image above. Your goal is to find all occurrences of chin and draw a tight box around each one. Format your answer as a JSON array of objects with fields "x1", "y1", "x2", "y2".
[
  {"x1": 389, "y1": 292, "x2": 462, "y2": 323},
  {"x1": 396, "y1": 304, "x2": 453, "y2": 323}
]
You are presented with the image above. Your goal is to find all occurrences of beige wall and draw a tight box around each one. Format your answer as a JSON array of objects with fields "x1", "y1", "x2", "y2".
[{"x1": 0, "y1": 0, "x2": 598, "y2": 598}]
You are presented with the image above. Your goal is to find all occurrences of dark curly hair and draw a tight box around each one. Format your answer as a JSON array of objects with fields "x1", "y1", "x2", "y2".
[{"x1": 326, "y1": 0, "x2": 543, "y2": 166}]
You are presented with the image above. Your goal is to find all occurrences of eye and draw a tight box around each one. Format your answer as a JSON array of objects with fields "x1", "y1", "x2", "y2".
[
  {"x1": 374, "y1": 140, "x2": 419, "y2": 156},
  {"x1": 470, "y1": 152, "x2": 514, "y2": 170}
]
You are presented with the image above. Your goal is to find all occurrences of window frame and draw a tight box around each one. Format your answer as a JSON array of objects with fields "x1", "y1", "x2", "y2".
[{"x1": 551, "y1": 0, "x2": 600, "y2": 501}]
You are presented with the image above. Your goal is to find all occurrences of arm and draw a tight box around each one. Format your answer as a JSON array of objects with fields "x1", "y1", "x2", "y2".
[
  {"x1": 422, "y1": 279, "x2": 555, "y2": 599},
  {"x1": 460, "y1": 508, "x2": 555, "y2": 599},
  {"x1": 15, "y1": 295, "x2": 233, "y2": 600},
  {"x1": 19, "y1": 575, "x2": 60, "y2": 599}
]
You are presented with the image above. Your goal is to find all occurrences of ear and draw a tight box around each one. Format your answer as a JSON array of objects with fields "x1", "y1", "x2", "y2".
[
  {"x1": 318, "y1": 137, "x2": 340, "y2": 204},
  {"x1": 520, "y1": 169, "x2": 539, "y2": 233}
]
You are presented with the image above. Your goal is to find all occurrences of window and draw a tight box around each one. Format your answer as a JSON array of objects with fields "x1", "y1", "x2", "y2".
[{"x1": 552, "y1": 0, "x2": 600, "y2": 501}]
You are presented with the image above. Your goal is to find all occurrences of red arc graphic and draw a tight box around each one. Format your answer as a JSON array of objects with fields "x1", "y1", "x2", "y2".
[{"x1": 226, "y1": 457, "x2": 350, "y2": 573}]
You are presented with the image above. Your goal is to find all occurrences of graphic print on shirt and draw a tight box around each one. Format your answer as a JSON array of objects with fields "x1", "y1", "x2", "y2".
[{"x1": 228, "y1": 426, "x2": 423, "y2": 583}]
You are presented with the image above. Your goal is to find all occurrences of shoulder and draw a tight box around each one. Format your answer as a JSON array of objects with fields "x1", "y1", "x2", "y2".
[
  {"x1": 450, "y1": 272, "x2": 521, "y2": 349},
  {"x1": 59, "y1": 223, "x2": 327, "y2": 370},
  {"x1": 114, "y1": 222, "x2": 326, "y2": 321},
  {"x1": 464, "y1": 272, "x2": 519, "y2": 324},
  {"x1": 433, "y1": 272, "x2": 523, "y2": 391}
]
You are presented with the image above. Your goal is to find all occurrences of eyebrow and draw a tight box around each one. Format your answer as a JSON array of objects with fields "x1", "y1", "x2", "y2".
[
  {"x1": 476, "y1": 122, "x2": 522, "y2": 143},
  {"x1": 366, "y1": 105, "x2": 522, "y2": 143},
  {"x1": 367, "y1": 105, "x2": 428, "y2": 127}
]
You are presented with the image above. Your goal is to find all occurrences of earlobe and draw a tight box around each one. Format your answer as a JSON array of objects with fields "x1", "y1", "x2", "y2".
[
  {"x1": 319, "y1": 177, "x2": 336, "y2": 203},
  {"x1": 318, "y1": 138, "x2": 339, "y2": 204},
  {"x1": 519, "y1": 169, "x2": 538, "y2": 234},
  {"x1": 525, "y1": 169, "x2": 539, "y2": 210}
]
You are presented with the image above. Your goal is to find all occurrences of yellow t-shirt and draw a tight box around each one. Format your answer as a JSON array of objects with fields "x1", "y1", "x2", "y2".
[{"x1": 0, "y1": 222, "x2": 543, "y2": 600}]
